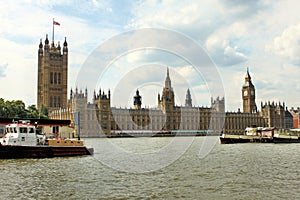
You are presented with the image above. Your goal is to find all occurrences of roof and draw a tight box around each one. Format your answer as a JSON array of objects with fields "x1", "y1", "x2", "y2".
[{"x1": 0, "y1": 118, "x2": 71, "y2": 126}]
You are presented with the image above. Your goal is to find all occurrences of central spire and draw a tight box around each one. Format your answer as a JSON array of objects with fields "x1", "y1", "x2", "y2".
[{"x1": 165, "y1": 67, "x2": 172, "y2": 89}]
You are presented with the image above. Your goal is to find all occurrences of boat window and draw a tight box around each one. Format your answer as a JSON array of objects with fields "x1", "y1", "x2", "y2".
[
  {"x1": 10, "y1": 127, "x2": 14, "y2": 133},
  {"x1": 13, "y1": 127, "x2": 17, "y2": 133},
  {"x1": 29, "y1": 128, "x2": 35, "y2": 133},
  {"x1": 6, "y1": 128, "x2": 9, "y2": 133},
  {"x1": 20, "y1": 127, "x2": 28, "y2": 133}
]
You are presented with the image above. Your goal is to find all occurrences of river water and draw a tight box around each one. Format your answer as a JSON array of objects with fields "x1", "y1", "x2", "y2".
[{"x1": 0, "y1": 137, "x2": 299, "y2": 199}]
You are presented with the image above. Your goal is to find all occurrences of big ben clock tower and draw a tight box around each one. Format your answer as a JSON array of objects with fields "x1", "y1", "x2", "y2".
[{"x1": 242, "y1": 68, "x2": 257, "y2": 113}]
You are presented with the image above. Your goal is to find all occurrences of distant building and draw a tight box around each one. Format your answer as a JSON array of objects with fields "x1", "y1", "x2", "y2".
[
  {"x1": 50, "y1": 66, "x2": 291, "y2": 136},
  {"x1": 260, "y1": 101, "x2": 286, "y2": 128},
  {"x1": 289, "y1": 107, "x2": 300, "y2": 128},
  {"x1": 51, "y1": 68, "x2": 224, "y2": 137},
  {"x1": 39, "y1": 37, "x2": 290, "y2": 136},
  {"x1": 285, "y1": 109, "x2": 294, "y2": 129}
]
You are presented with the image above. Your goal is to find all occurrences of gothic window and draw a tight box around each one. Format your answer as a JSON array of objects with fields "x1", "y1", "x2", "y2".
[
  {"x1": 58, "y1": 73, "x2": 61, "y2": 84},
  {"x1": 54, "y1": 96, "x2": 57, "y2": 107},
  {"x1": 54, "y1": 73, "x2": 57, "y2": 84},
  {"x1": 50, "y1": 73, "x2": 53, "y2": 84},
  {"x1": 58, "y1": 96, "x2": 61, "y2": 107},
  {"x1": 50, "y1": 96, "x2": 53, "y2": 107}
]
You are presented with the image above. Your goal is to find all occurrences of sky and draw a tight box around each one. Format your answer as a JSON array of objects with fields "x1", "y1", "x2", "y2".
[{"x1": 1, "y1": 0, "x2": 300, "y2": 111}]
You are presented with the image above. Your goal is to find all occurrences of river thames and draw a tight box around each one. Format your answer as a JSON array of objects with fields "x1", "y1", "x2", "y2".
[{"x1": 0, "y1": 137, "x2": 299, "y2": 199}]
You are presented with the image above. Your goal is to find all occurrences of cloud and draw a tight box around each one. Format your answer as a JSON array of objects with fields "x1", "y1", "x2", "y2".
[
  {"x1": 267, "y1": 23, "x2": 300, "y2": 66},
  {"x1": 130, "y1": 1, "x2": 258, "y2": 67},
  {"x1": 0, "y1": 1, "x2": 122, "y2": 105},
  {"x1": 206, "y1": 36, "x2": 247, "y2": 66},
  {"x1": 205, "y1": 22, "x2": 248, "y2": 66},
  {"x1": 2, "y1": 0, "x2": 300, "y2": 112},
  {"x1": 221, "y1": 0, "x2": 268, "y2": 19},
  {"x1": 0, "y1": 64, "x2": 8, "y2": 78}
]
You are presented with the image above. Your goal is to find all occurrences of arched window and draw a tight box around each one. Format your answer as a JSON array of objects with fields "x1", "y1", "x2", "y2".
[
  {"x1": 54, "y1": 73, "x2": 57, "y2": 84},
  {"x1": 50, "y1": 96, "x2": 53, "y2": 107},
  {"x1": 58, "y1": 73, "x2": 61, "y2": 84},
  {"x1": 50, "y1": 72, "x2": 53, "y2": 84},
  {"x1": 54, "y1": 96, "x2": 57, "y2": 107},
  {"x1": 58, "y1": 96, "x2": 61, "y2": 107}
]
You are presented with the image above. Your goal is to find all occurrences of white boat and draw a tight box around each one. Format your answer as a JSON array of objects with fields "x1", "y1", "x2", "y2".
[{"x1": 0, "y1": 120, "x2": 93, "y2": 159}]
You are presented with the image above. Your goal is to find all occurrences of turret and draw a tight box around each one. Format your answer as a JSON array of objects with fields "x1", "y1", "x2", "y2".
[
  {"x1": 44, "y1": 34, "x2": 50, "y2": 52},
  {"x1": 70, "y1": 88, "x2": 73, "y2": 99},
  {"x1": 38, "y1": 39, "x2": 43, "y2": 56},
  {"x1": 57, "y1": 41, "x2": 61, "y2": 52},
  {"x1": 134, "y1": 89, "x2": 142, "y2": 109},
  {"x1": 93, "y1": 88, "x2": 111, "y2": 134},
  {"x1": 185, "y1": 88, "x2": 192, "y2": 107},
  {"x1": 211, "y1": 96, "x2": 225, "y2": 112},
  {"x1": 63, "y1": 37, "x2": 68, "y2": 55}
]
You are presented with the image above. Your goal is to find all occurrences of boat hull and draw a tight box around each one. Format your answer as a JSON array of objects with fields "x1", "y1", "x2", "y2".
[
  {"x1": 220, "y1": 137, "x2": 251, "y2": 144},
  {"x1": 273, "y1": 137, "x2": 300, "y2": 144},
  {"x1": 220, "y1": 134, "x2": 274, "y2": 144},
  {"x1": 0, "y1": 145, "x2": 93, "y2": 159}
]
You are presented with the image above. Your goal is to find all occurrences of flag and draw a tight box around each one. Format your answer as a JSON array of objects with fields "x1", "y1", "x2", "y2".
[{"x1": 53, "y1": 21, "x2": 60, "y2": 26}]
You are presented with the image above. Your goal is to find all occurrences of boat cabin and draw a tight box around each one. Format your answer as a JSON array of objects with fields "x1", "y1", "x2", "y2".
[{"x1": 1, "y1": 120, "x2": 45, "y2": 146}]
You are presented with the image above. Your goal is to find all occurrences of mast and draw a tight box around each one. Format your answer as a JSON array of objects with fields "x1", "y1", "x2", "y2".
[{"x1": 52, "y1": 18, "x2": 54, "y2": 42}]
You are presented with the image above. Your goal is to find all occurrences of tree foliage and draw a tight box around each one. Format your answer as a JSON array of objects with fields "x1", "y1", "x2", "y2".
[{"x1": 0, "y1": 98, "x2": 48, "y2": 119}]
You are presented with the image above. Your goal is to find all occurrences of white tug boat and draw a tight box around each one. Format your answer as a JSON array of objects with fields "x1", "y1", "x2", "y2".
[{"x1": 0, "y1": 120, "x2": 93, "y2": 159}]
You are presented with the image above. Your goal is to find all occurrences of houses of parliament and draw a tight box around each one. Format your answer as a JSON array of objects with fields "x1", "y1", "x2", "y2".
[{"x1": 38, "y1": 35, "x2": 293, "y2": 137}]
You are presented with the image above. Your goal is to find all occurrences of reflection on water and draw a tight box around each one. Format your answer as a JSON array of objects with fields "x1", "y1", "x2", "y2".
[{"x1": 0, "y1": 137, "x2": 299, "y2": 199}]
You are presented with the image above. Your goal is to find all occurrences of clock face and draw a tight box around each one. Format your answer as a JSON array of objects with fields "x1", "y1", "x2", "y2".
[
  {"x1": 244, "y1": 90, "x2": 248, "y2": 96},
  {"x1": 251, "y1": 90, "x2": 254, "y2": 95}
]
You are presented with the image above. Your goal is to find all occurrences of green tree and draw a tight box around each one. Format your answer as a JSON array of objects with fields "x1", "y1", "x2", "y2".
[
  {"x1": 6, "y1": 100, "x2": 27, "y2": 118},
  {"x1": 39, "y1": 104, "x2": 48, "y2": 118},
  {"x1": 27, "y1": 104, "x2": 39, "y2": 118},
  {"x1": 0, "y1": 98, "x2": 6, "y2": 117},
  {"x1": 0, "y1": 98, "x2": 48, "y2": 119}
]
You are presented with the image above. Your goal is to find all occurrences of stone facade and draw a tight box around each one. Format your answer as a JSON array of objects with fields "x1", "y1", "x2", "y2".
[
  {"x1": 49, "y1": 67, "x2": 292, "y2": 137},
  {"x1": 37, "y1": 35, "x2": 68, "y2": 112},
  {"x1": 39, "y1": 33, "x2": 291, "y2": 137}
]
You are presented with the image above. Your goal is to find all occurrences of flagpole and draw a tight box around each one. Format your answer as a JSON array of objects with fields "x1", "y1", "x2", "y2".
[{"x1": 52, "y1": 18, "x2": 54, "y2": 43}]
